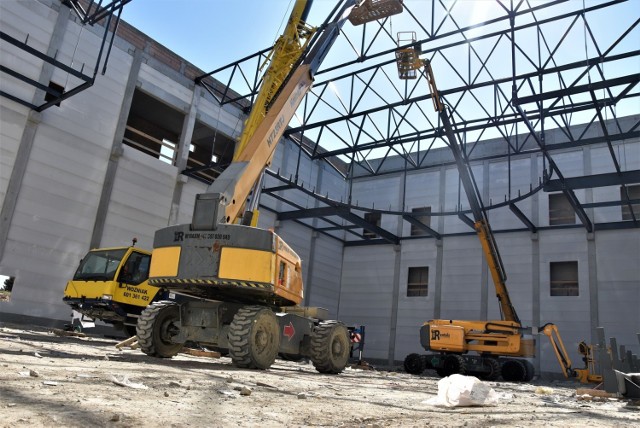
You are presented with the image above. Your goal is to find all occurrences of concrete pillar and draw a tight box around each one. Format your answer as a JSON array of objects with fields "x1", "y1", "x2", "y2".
[
  {"x1": 610, "y1": 337, "x2": 621, "y2": 371},
  {"x1": 433, "y1": 166, "x2": 446, "y2": 319},
  {"x1": 0, "y1": 6, "x2": 70, "y2": 261},
  {"x1": 387, "y1": 170, "x2": 406, "y2": 365},
  {"x1": 597, "y1": 327, "x2": 617, "y2": 393},
  {"x1": 480, "y1": 160, "x2": 489, "y2": 320},
  {"x1": 530, "y1": 153, "x2": 541, "y2": 374},
  {"x1": 303, "y1": 162, "x2": 324, "y2": 307},
  {"x1": 168, "y1": 85, "x2": 201, "y2": 226},
  {"x1": 89, "y1": 48, "x2": 144, "y2": 248},
  {"x1": 583, "y1": 146, "x2": 600, "y2": 340}
]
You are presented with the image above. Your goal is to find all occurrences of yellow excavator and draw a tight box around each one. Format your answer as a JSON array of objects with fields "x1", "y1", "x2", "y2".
[
  {"x1": 136, "y1": 0, "x2": 401, "y2": 373},
  {"x1": 398, "y1": 47, "x2": 602, "y2": 382}
]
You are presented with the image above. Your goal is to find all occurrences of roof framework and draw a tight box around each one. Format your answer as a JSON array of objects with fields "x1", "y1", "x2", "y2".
[
  {"x1": 198, "y1": 0, "x2": 639, "y2": 243},
  {"x1": 2, "y1": 1, "x2": 637, "y2": 243}
]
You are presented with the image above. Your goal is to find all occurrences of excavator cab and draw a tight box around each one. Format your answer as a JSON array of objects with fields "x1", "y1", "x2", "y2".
[{"x1": 348, "y1": 0, "x2": 404, "y2": 26}]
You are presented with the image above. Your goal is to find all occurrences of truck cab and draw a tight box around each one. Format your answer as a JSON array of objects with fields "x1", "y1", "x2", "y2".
[{"x1": 63, "y1": 246, "x2": 161, "y2": 335}]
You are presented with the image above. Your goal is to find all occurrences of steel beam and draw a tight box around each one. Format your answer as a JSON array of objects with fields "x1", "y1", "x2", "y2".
[{"x1": 544, "y1": 171, "x2": 640, "y2": 191}]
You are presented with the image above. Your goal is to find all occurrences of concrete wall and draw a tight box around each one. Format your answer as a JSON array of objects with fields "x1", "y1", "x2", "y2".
[{"x1": 342, "y1": 137, "x2": 640, "y2": 373}]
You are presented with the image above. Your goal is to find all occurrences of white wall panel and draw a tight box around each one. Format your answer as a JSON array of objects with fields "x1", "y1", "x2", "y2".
[
  {"x1": 138, "y1": 63, "x2": 192, "y2": 107},
  {"x1": 394, "y1": 240, "x2": 438, "y2": 359},
  {"x1": 488, "y1": 158, "x2": 532, "y2": 229},
  {"x1": 339, "y1": 246, "x2": 396, "y2": 359},
  {"x1": 101, "y1": 146, "x2": 175, "y2": 250},
  {"x1": 350, "y1": 175, "x2": 401, "y2": 240},
  {"x1": 439, "y1": 236, "x2": 484, "y2": 320},
  {"x1": 198, "y1": 96, "x2": 242, "y2": 138},
  {"x1": 0, "y1": 0, "x2": 53, "y2": 103},
  {"x1": 595, "y1": 230, "x2": 640, "y2": 356},
  {"x1": 0, "y1": 104, "x2": 118, "y2": 319},
  {"x1": 538, "y1": 229, "x2": 591, "y2": 373},
  {"x1": 0, "y1": 104, "x2": 27, "y2": 207},
  {"x1": 486, "y1": 232, "x2": 534, "y2": 325},
  {"x1": 177, "y1": 178, "x2": 207, "y2": 225},
  {"x1": 403, "y1": 170, "x2": 440, "y2": 236},
  {"x1": 305, "y1": 234, "x2": 343, "y2": 318}
]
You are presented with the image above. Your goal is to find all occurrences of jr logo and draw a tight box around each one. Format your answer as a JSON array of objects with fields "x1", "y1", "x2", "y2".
[
  {"x1": 174, "y1": 231, "x2": 184, "y2": 242},
  {"x1": 431, "y1": 330, "x2": 441, "y2": 340}
]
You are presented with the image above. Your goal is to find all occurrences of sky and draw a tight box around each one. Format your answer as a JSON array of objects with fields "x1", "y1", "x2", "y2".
[
  {"x1": 118, "y1": 0, "x2": 639, "y2": 150},
  {"x1": 120, "y1": 0, "x2": 335, "y2": 72}
]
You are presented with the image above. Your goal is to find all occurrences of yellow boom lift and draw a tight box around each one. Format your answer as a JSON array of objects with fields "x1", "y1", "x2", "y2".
[
  {"x1": 397, "y1": 42, "x2": 602, "y2": 382},
  {"x1": 137, "y1": 0, "x2": 402, "y2": 373}
]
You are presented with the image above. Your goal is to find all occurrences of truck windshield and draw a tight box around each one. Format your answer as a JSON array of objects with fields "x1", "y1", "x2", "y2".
[{"x1": 73, "y1": 249, "x2": 127, "y2": 281}]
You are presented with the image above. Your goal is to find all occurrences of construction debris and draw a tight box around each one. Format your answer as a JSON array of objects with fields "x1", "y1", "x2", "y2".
[
  {"x1": 52, "y1": 328, "x2": 86, "y2": 338},
  {"x1": 115, "y1": 335, "x2": 139, "y2": 350}
]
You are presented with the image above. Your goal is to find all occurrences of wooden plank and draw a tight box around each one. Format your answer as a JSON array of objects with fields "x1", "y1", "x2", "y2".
[
  {"x1": 181, "y1": 348, "x2": 221, "y2": 359},
  {"x1": 576, "y1": 388, "x2": 620, "y2": 398}
]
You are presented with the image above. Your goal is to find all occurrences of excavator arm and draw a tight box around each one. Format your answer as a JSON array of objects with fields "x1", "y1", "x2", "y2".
[{"x1": 540, "y1": 323, "x2": 604, "y2": 384}]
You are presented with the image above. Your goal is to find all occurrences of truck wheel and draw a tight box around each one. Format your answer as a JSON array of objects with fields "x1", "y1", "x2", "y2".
[
  {"x1": 137, "y1": 301, "x2": 182, "y2": 358},
  {"x1": 311, "y1": 321, "x2": 350, "y2": 374},
  {"x1": 442, "y1": 354, "x2": 466, "y2": 376},
  {"x1": 501, "y1": 359, "x2": 527, "y2": 382},
  {"x1": 479, "y1": 358, "x2": 501, "y2": 381},
  {"x1": 228, "y1": 306, "x2": 280, "y2": 370},
  {"x1": 404, "y1": 353, "x2": 425, "y2": 375}
]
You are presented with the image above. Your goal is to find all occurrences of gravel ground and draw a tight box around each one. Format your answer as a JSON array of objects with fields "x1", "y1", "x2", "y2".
[{"x1": 0, "y1": 323, "x2": 638, "y2": 427}]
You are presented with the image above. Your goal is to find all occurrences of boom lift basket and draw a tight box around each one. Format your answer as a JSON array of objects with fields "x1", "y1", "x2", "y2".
[
  {"x1": 395, "y1": 31, "x2": 422, "y2": 80},
  {"x1": 348, "y1": 0, "x2": 404, "y2": 26}
]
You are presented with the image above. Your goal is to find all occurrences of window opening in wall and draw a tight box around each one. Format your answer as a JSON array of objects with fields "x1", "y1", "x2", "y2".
[
  {"x1": 621, "y1": 185, "x2": 640, "y2": 220},
  {"x1": 549, "y1": 193, "x2": 575, "y2": 225},
  {"x1": 123, "y1": 89, "x2": 184, "y2": 164},
  {"x1": 0, "y1": 274, "x2": 15, "y2": 302},
  {"x1": 363, "y1": 212, "x2": 381, "y2": 238},
  {"x1": 410, "y1": 206, "x2": 432, "y2": 236},
  {"x1": 407, "y1": 267, "x2": 428, "y2": 296},
  {"x1": 44, "y1": 81, "x2": 64, "y2": 107},
  {"x1": 550, "y1": 261, "x2": 579, "y2": 296},
  {"x1": 159, "y1": 139, "x2": 176, "y2": 165},
  {"x1": 186, "y1": 120, "x2": 235, "y2": 184}
]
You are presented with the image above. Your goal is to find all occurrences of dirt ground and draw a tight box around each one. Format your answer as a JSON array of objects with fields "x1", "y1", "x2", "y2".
[{"x1": 0, "y1": 323, "x2": 638, "y2": 428}]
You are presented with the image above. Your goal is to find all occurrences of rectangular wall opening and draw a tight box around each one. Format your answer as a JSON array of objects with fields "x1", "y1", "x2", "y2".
[
  {"x1": 550, "y1": 261, "x2": 579, "y2": 296},
  {"x1": 123, "y1": 89, "x2": 184, "y2": 163},
  {"x1": 407, "y1": 266, "x2": 428, "y2": 297}
]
